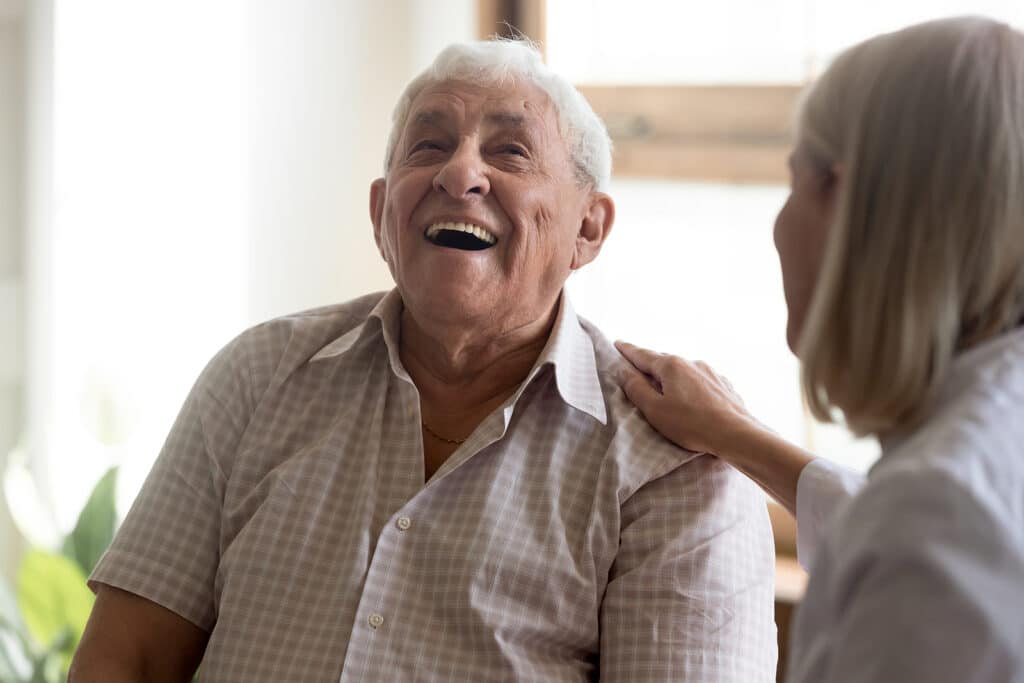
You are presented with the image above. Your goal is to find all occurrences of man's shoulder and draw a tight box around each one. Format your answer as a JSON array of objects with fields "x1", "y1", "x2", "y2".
[
  {"x1": 205, "y1": 291, "x2": 389, "y2": 396},
  {"x1": 573, "y1": 315, "x2": 713, "y2": 491},
  {"x1": 236, "y1": 290, "x2": 387, "y2": 356},
  {"x1": 252, "y1": 290, "x2": 387, "y2": 335},
  {"x1": 574, "y1": 315, "x2": 676, "y2": 444}
]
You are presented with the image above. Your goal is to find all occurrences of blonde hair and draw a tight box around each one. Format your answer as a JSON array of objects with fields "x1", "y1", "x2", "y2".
[{"x1": 797, "y1": 16, "x2": 1024, "y2": 435}]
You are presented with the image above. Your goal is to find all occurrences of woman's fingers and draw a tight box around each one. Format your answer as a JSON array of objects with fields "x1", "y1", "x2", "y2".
[
  {"x1": 618, "y1": 364, "x2": 662, "y2": 414},
  {"x1": 614, "y1": 341, "x2": 805, "y2": 501},
  {"x1": 614, "y1": 340, "x2": 759, "y2": 456},
  {"x1": 614, "y1": 340, "x2": 662, "y2": 377}
]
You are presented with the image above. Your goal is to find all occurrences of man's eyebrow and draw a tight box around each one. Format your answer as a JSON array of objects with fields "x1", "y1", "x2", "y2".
[
  {"x1": 411, "y1": 110, "x2": 448, "y2": 126},
  {"x1": 485, "y1": 111, "x2": 528, "y2": 128},
  {"x1": 409, "y1": 109, "x2": 532, "y2": 132}
]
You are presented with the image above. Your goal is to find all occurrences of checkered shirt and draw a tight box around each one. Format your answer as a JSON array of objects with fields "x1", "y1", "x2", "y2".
[{"x1": 90, "y1": 289, "x2": 776, "y2": 681}]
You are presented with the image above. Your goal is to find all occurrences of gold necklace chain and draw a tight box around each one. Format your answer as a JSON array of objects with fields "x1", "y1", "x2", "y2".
[{"x1": 421, "y1": 420, "x2": 467, "y2": 445}]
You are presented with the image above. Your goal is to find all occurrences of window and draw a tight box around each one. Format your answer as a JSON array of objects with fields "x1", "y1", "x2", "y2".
[{"x1": 481, "y1": 1, "x2": 1024, "y2": 471}]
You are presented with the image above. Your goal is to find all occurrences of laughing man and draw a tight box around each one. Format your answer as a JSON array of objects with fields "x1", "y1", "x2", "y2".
[{"x1": 71, "y1": 40, "x2": 776, "y2": 682}]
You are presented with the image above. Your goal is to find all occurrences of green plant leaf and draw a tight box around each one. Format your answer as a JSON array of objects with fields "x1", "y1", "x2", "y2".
[
  {"x1": 61, "y1": 467, "x2": 118, "y2": 576},
  {"x1": 16, "y1": 550, "x2": 94, "y2": 669}
]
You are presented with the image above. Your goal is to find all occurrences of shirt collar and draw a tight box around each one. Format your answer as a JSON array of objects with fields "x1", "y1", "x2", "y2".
[
  {"x1": 533, "y1": 293, "x2": 608, "y2": 425},
  {"x1": 880, "y1": 325, "x2": 1024, "y2": 453},
  {"x1": 309, "y1": 288, "x2": 607, "y2": 425},
  {"x1": 942, "y1": 325, "x2": 1024, "y2": 393},
  {"x1": 309, "y1": 289, "x2": 406, "y2": 378}
]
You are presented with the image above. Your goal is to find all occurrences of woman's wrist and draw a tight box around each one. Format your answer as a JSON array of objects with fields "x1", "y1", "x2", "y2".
[
  {"x1": 714, "y1": 419, "x2": 815, "y2": 515},
  {"x1": 708, "y1": 415, "x2": 780, "y2": 466}
]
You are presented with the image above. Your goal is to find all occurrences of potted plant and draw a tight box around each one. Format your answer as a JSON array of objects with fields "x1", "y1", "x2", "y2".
[{"x1": 0, "y1": 468, "x2": 117, "y2": 682}]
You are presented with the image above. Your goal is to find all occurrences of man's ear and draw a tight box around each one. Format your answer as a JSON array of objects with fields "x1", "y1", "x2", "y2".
[
  {"x1": 571, "y1": 192, "x2": 615, "y2": 271},
  {"x1": 369, "y1": 178, "x2": 386, "y2": 254}
]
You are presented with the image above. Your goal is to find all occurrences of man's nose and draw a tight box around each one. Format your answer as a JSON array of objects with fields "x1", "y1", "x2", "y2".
[{"x1": 433, "y1": 144, "x2": 490, "y2": 198}]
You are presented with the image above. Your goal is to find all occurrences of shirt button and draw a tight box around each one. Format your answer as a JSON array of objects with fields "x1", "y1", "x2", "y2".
[
  {"x1": 368, "y1": 613, "x2": 384, "y2": 629},
  {"x1": 396, "y1": 516, "x2": 412, "y2": 531}
]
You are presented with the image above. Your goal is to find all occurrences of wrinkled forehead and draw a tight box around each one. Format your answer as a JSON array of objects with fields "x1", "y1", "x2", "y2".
[{"x1": 404, "y1": 78, "x2": 561, "y2": 140}]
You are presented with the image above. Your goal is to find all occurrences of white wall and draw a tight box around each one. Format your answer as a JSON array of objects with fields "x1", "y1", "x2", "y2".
[
  {"x1": 244, "y1": 1, "x2": 395, "y2": 322},
  {"x1": 244, "y1": 0, "x2": 476, "y2": 323},
  {"x1": 0, "y1": 24, "x2": 23, "y2": 377},
  {"x1": 0, "y1": 11, "x2": 25, "y2": 579}
]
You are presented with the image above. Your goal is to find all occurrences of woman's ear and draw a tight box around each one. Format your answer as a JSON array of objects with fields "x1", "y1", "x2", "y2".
[
  {"x1": 571, "y1": 192, "x2": 615, "y2": 271},
  {"x1": 820, "y1": 162, "x2": 843, "y2": 213}
]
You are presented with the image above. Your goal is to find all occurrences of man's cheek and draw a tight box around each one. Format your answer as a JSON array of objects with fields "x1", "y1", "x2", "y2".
[
  {"x1": 380, "y1": 206, "x2": 403, "y2": 259},
  {"x1": 375, "y1": 221, "x2": 399, "y2": 268},
  {"x1": 382, "y1": 234, "x2": 399, "y2": 268}
]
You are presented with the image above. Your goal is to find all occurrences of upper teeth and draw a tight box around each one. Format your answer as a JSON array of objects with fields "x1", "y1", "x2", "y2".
[{"x1": 425, "y1": 221, "x2": 497, "y2": 245}]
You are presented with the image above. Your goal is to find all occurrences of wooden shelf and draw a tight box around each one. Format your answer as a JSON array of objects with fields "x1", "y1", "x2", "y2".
[{"x1": 775, "y1": 555, "x2": 808, "y2": 604}]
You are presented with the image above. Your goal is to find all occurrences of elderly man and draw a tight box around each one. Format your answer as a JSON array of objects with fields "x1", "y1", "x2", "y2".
[{"x1": 71, "y1": 40, "x2": 776, "y2": 681}]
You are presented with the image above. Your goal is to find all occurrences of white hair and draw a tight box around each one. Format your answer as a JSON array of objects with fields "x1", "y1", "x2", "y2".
[{"x1": 383, "y1": 39, "x2": 612, "y2": 192}]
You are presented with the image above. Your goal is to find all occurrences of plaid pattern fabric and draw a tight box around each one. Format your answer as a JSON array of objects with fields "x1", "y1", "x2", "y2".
[{"x1": 90, "y1": 289, "x2": 776, "y2": 681}]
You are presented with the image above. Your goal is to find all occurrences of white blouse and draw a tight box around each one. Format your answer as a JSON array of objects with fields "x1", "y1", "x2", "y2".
[{"x1": 788, "y1": 327, "x2": 1024, "y2": 682}]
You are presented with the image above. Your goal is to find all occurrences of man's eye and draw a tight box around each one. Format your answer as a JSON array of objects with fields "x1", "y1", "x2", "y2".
[
  {"x1": 411, "y1": 141, "x2": 444, "y2": 153},
  {"x1": 500, "y1": 145, "x2": 528, "y2": 157}
]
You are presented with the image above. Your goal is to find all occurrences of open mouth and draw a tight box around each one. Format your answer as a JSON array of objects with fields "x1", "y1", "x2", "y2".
[{"x1": 424, "y1": 221, "x2": 498, "y2": 251}]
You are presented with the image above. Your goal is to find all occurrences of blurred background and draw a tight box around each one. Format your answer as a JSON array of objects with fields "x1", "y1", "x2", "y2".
[{"x1": 1, "y1": 0, "x2": 1023, "y2": 674}]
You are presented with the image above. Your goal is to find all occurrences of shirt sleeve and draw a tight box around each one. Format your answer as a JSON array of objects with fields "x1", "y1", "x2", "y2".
[
  {"x1": 790, "y1": 472, "x2": 1022, "y2": 683},
  {"x1": 88, "y1": 334, "x2": 254, "y2": 631},
  {"x1": 795, "y1": 458, "x2": 865, "y2": 571},
  {"x1": 599, "y1": 454, "x2": 778, "y2": 682}
]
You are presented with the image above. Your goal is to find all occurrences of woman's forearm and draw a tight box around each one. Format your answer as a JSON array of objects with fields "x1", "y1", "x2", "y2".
[{"x1": 714, "y1": 422, "x2": 816, "y2": 516}]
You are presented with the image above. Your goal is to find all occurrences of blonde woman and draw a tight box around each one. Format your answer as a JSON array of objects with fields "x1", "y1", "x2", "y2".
[{"x1": 617, "y1": 16, "x2": 1024, "y2": 682}]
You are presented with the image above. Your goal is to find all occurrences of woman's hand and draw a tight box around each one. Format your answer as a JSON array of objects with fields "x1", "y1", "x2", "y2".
[
  {"x1": 614, "y1": 340, "x2": 758, "y2": 457},
  {"x1": 614, "y1": 340, "x2": 815, "y2": 515}
]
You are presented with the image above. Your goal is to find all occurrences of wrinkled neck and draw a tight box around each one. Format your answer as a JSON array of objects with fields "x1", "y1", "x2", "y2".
[{"x1": 398, "y1": 298, "x2": 558, "y2": 413}]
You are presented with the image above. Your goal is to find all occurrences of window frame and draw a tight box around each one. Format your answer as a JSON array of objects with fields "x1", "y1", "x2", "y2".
[{"x1": 477, "y1": 0, "x2": 801, "y2": 183}]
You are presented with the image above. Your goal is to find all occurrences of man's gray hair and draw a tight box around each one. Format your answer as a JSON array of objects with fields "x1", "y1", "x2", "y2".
[{"x1": 383, "y1": 39, "x2": 612, "y2": 192}]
